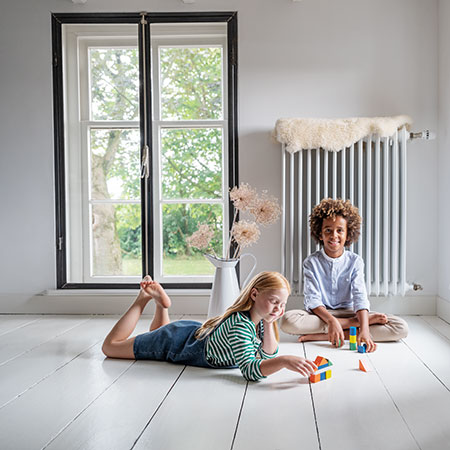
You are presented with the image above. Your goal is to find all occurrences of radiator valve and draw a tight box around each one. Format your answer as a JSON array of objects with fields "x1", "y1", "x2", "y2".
[{"x1": 409, "y1": 130, "x2": 436, "y2": 140}]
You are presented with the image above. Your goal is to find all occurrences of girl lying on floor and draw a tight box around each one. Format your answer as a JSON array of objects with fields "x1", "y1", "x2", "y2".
[{"x1": 103, "y1": 271, "x2": 317, "y2": 381}]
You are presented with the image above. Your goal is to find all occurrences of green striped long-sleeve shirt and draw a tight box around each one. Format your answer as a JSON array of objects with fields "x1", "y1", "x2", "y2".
[{"x1": 205, "y1": 311, "x2": 279, "y2": 381}]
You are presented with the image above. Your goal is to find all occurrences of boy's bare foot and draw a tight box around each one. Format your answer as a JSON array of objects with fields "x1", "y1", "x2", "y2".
[
  {"x1": 139, "y1": 275, "x2": 171, "y2": 309},
  {"x1": 298, "y1": 330, "x2": 349, "y2": 345},
  {"x1": 298, "y1": 333, "x2": 328, "y2": 343},
  {"x1": 369, "y1": 313, "x2": 388, "y2": 325}
]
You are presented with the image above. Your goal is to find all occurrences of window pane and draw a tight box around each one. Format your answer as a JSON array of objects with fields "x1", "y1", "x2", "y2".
[
  {"x1": 89, "y1": 48, "x2": 139, "y2": 121},
  {"x1": 91, "y1": 203, "x2": 141, "y2": 277},
  {"x1": 161, "y1": 128, "x2": 222, "y2": 200},
  {"x1": 90, "y1": 128, "x2": 140, "y2": 200},
  {"x1": 160, "y1": 47, "x2": 223, "y2": 120},
  {"x1": 162, "y1": 203, "x2": 223, "y2": 276}
]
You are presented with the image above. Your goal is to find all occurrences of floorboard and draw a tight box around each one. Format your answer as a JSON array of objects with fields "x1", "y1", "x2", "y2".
[
  {"x1": 0, "y1": 315, "x2": 90, "y2": 366},
  {"x1": 0, "y1": 315, "x2": 41, "y2": 336},
  {"x1": 402, "y1": 316, "x2": 450, "y2": 389},
  {"x1": 303, "y1": 340, "x2": 420, "y2": 450},
  {"x1": 421, "y1": 315, "x2": 450, "y2": 340},
  {"x1": 44, "y1": 361, "x2": 185, "y2": 450},
  {"x1": 0, "y1": 342, "x2": 135, "y2": 450},
  {"x1": 0, "y1": 317, "x2": 116, "y2": 407},
  {"x1": 133, "y1": 366, "x2": 247, "y2": 450},
  {"x1": 369, "y1": 338, "x2": 450, "y2": 450},
  {"x1": 232, "y1": 337, "x2": 319, "y2": 450},
  {"x1": 179, "y1": 314, "x2": 207, "y2": 322}
]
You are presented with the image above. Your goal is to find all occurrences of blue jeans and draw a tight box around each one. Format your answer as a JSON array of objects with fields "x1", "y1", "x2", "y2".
[{"x1": 133, "y1": 320, "x2": 216, "y2": 368}]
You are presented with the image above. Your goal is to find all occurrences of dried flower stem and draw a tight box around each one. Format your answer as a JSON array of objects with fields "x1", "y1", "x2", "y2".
[
  {"x1": 187, "y1": 183, "x2": 281, "y2": 262},
  {"x1": 226, "y1": 209, "x2": 239, "y2": 259}
]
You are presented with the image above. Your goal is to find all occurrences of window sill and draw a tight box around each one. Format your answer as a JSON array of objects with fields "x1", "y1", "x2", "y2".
[{"x1": 40, "y1": 289, "x2": 210, "y2": 297}]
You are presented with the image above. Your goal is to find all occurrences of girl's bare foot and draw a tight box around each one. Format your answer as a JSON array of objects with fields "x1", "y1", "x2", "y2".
[
  {"x1": 369, "y1": 313, "x2": 388, "y2": 325},
  {"x1": 139, "y1": 275, "x2": 171, "y2": 309}
]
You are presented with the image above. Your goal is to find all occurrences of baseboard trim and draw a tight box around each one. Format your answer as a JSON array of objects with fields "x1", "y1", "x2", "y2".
[
  {"x1": 0, "y1": 293, "x2": 210, "y2": 315},
  {"x1": 0, "y1": 293, "x2": 437, "y2": 316},
  {"x1": 286, "y1": 295, "x2": 437, "y2": 316},
  {"x1": 437, "y1": 296, "x2": 450, "y2": 322}
]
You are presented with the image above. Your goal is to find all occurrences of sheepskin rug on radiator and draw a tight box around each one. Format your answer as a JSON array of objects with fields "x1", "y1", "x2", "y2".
[{"x1": 273, "y1": 115, "x2": 412, "y2": 153}]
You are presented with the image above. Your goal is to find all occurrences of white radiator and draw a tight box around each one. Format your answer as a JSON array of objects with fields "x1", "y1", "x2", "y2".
[{"x1": 281, "y1": 127, "x2": 410, "y2": 297}]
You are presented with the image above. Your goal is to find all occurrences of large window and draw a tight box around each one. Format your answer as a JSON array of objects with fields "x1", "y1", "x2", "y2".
[{"x1": 53, "y1": 13, "x2": 238, "y2": 288}]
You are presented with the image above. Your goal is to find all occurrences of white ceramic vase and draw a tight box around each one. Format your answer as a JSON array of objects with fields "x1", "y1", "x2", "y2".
[{"x1": 204, "y1": 253, "x2": 257, "y2": 318}]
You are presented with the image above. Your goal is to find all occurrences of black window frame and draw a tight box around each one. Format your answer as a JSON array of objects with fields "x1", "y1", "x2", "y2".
[{"x1": 52, "y1": 11, "x2": 238, "y2": 289}]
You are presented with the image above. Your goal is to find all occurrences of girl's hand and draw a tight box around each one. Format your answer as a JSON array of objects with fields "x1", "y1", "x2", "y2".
[
  {"x1": 282, "y1": 355, "x2": 317, "y2": 377},
  {"x1": 358, "y1": 329, "x2": 376, "y2": 352},
  {"x1": 327, "y1": 317, "x2": 345, "y2": 348}
]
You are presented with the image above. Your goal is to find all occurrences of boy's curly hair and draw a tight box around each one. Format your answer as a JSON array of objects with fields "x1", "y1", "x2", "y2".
[{"x1": 310, "y1": 198, "x2": 362, "y2": 246}]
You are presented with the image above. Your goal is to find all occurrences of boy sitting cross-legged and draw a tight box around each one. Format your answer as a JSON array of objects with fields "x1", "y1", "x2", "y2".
[{"x1": 280, "y1": 198, "x2": 408, "y2": 352}]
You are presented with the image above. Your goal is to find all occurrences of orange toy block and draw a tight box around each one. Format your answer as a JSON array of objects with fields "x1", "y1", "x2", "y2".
[
  {"x1": 309, "y1": 373, "x2": 321, "y2": 383},
  {"x1": 314, "y1": 356, "x2": 332, "y2": 370},
  {"x1": 359, "y1": 359, "x2": 369, "y2": 372},
  {"x1": 309, "y1": 369, "x2": 332, "y2": 383}
]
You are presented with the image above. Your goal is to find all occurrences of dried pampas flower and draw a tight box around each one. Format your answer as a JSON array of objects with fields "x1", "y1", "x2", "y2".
[
  {"x1": 250, "y1": 192, "x2": 281, "y2": 226},
  {"x1": 186, "y1": 224, "x2": 214, "y2": 250},
  {"x1": 229, "y1": 183, "x2": 258, "y2": 212},
  {"x1": 232, "y1": 221, "x2": 260, "y2": 248}
]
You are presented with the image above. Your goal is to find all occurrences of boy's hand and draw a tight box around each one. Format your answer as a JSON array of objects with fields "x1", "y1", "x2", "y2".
[
  {"x1": 327, "y1": 317, "x2": 345, "y2": 347},
  {"x1": 358, "y1": 329, "x2": 377, "y2": 352}
]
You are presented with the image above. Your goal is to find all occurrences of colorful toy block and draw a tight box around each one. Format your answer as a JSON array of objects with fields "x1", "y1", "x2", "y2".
[
  {"x1": 309, "y1": 369, "x2": 332, "y2": 383},
  {"x1": 357, "y1": 344, "x2": 367, "y2": 353},
  {"x1": 314, "y1": 356, "x2": 333, "y2": 370},
  {"x1": 349, "y1": 326, "x2": 357, "y2": 350},
  {"x1": 309, "y1": 355, "x2": 333, "y2": 383},
  {"x1": 359, "y1": 359, "x2": 369, "y2": 372}
]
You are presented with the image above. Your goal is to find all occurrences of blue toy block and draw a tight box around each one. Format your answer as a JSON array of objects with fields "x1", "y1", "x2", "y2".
[
  {"x1": 318, "y1": 362, "x2": 332, "y2": 370},
  {"x1": 358, "y1": 344, "x2": 367, "y2": 353},
  {"x1": 349, "y1": 326, "x2": 357, "y2": 336}
]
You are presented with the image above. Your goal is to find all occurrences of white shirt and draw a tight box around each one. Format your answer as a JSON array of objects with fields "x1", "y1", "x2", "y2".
[{"x1": 303, "y1": 249, "x2": 370, "y2": 313}]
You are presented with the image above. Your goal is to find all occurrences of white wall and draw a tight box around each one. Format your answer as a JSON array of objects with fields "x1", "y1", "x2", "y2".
[
  {"x1": 438, "y1": 0, "x2": 450, "y2": 321},
  {"x1": 0, "y1": 0, "x2": 439, "y2": 313}
]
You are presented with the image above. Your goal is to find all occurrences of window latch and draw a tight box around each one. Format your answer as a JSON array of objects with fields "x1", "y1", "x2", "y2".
[{"x1": 140, "y1": 145, "x2": 149, "y2": 179}]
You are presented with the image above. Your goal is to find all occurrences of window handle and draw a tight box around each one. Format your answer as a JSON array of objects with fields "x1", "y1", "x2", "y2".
[{"x1": 140, "y1": 145, "x2": 149, "y2": 179}]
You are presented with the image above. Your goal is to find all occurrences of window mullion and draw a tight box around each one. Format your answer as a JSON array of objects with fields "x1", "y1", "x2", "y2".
[
  {"x1": 156, "y1": 120, "x2": 227, "y2": 128},
  {"x1": 139, "y1": 17, "x2": 153, "y2": 279},
  {"x1": 85, "y1": 120, "x2": 140, "y2": 128}
]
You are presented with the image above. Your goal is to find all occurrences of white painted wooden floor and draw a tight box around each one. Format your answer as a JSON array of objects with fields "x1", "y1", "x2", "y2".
[{"x1": 0, "y1": 314, "x2": 449, "y2": 450}]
